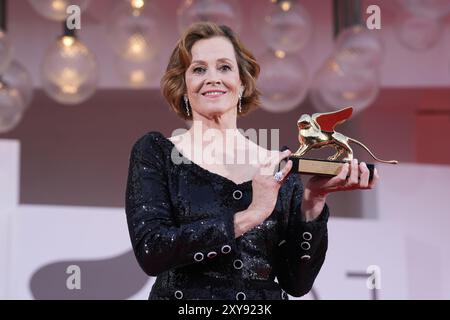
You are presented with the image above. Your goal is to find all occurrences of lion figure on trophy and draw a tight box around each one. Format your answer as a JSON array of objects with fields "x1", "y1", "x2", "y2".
[{"x1": 293, "y1": 106, "x2": 398, "y2": 164}]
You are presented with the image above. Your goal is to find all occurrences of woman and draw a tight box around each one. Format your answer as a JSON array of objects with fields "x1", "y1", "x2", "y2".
[{"x1": 125, "y1": 22, "x2": 379, "y2": 300}]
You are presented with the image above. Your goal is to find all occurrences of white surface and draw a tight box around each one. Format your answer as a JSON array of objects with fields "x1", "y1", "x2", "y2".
[
  {"x1": 0, "y1": 140, "x2": 20, "y2": 208},
  {"x1": 310, "y1": 219, "x2": 407, "y2": 300},
  {"x1": 8, "y1": 205, "x2": 147, "y2": 299},
  {"x1": 0, "y1": 140, "x2": 20, "y2": 299},
  {"x1": 377, "y1": 163, "x2": 450, "y2": 299}
]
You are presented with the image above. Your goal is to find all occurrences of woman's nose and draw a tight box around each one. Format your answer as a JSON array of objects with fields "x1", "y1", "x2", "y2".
[
  {"x1": 206, "y1": 79, "x2": 222, "y2": 85},
  {"x1": 205, "y1": 71, "x2": 222, "y2": 85}
]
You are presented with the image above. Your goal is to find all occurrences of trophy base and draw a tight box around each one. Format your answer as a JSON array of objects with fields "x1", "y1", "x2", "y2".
[{"x1": 288, "y1": 157, "x2": 375, "y2": 181}]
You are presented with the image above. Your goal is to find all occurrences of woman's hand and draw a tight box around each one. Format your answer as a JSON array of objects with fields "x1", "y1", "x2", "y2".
[
  {"x1": 234, "y1": 149, "x2": 292, "y2": 237},
  {"x1": 301, "y1": 158, "x2": 380, "y2": 221},
  {"x1": 248, "y1": 149, "x2": 293, "y2": 222},
  {"x1": 234, "y1": 150, "x2": 292, "y2": 232},
  {"x1": 306, "y1": 158, "x2": 380, "y2": 196}
]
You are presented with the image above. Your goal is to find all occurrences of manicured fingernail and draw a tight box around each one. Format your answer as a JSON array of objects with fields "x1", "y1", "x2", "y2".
[{"x1": 353, "y1": 159, "x2": 358, "y2": 164}]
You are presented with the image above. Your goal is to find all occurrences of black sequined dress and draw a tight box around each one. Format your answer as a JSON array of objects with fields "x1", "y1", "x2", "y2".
[{"x1": 125, "y1": 132, "x2": 329, "y2": 300}]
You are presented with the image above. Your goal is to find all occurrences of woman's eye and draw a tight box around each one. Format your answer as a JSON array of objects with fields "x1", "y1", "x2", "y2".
[
  {"x1": 193, "y1": 67, "x2": 206, "y2": 74},
  {"x1": 219, "y1": 65, "x2": 232, "y2": 72}
]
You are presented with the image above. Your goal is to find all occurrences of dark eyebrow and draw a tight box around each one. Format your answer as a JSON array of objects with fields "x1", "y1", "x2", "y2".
[{"x1": 191, "y1": 58, "x2": 234, "y2": 65}]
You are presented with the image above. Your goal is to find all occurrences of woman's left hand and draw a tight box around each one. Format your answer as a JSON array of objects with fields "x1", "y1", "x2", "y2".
[
  {"x1": 301, "y1": 158, "x2": 380, "y2": 221},
  {"x1": 306, "y1": 158, "x2": 380, "y2": 196}
]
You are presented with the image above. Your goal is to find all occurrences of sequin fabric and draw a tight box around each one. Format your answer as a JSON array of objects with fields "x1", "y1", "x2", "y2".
[{"x1": 125, "y1": 131, "x2": 329, "y2": 300}]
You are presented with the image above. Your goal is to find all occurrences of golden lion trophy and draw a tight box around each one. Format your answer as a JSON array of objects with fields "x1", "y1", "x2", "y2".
[{"x1": 289, "y1": 106, "x2": 398, "y2": 180}]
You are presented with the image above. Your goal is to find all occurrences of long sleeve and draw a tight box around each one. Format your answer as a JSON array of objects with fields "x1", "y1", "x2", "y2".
[
  {"x1": 125, "y1": 134, "x2": 237, "y2": 276},
  {"x1": 275, "y1": 176, "x2": 329, "y2": 297}
]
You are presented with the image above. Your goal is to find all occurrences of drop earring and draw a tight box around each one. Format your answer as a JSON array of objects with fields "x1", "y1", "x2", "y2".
[
  {"x1": 238, "y1": 88, "x2": 244, "y2": 113},
  {"x1": 184, "y1": 95, "x2": 190, "y2": 117}
]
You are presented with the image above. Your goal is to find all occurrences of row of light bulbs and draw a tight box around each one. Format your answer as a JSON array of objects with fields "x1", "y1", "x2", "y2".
[
  {"x1": 2, "y1": 0, "x2": 449, "y2": 134},
  {"x1": 0, "y1": 0, "x2": 151, "y2": 133},
  {"x1": 0, "y1": 0, "x2": 381, "y2": 133},
  {"x1": 0, "y1": 23, "x2": 33, "y2": 133}
]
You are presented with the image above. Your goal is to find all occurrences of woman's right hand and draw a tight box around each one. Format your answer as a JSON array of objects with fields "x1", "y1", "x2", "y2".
[{"x1": 248, "y1": 149, "x2": 293, "y2": 224}]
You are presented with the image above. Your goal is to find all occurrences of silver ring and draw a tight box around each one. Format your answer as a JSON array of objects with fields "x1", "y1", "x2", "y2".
[{"x1": 274, "y1": 171, "x2": 283, "y2": 182}]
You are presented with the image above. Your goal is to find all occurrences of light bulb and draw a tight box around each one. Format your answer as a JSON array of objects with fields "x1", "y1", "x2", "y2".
[
  {"x1": 0, "y1": 30, "x2": 13, "y2": 74},
  {"x1": 41, "y1": 35, "x2": 98, "y2": 105},
  {"x1": 395, "y1": 11, "x2": 444, "y2": 51},
  {"x1": 1, "y1": 60, "x2": 34, "y2": 109},
  {"x1": 177, "y1": 0, "x2": 243, "y2": 34},
  {"x1": 258, "y1": 50, "x2": 309, "y2": 113},
  {"x1": 114, "y1": 53, "x2": 163, "y2": 88},
  {"x1": 124, "y1": 33, "x2": 152, "y2": 61},
  {"x1": 130, "y1": 0, "x2": 145, "y2": 10},
  {"x1": 259, "y1": 0, "x2": 312, "y2": 53},
  {"x1": 398, "y1": 0, "x2": 450, "y2": 19},
  {"x1": 274, "y1": 50, "x2": 286, "y2": 59},
  {"x1": 61, "y1": 35, "x2": 75, "y2": 47},
  {"x1": 107, "y1": 0, "x2": 163, "y2": 62},
  {"x1": 28, "y1": 0, "x2": 91, "y2": 21},
  {"x1": 280, "y1": 1, "x2": 291, "y2": 12},
  {"x1": 334, "y1": 25, "x2": 384, "y2": 71},
  {"x1": 310, "y1": 57, "x2": 380, "y2": 114},
  {"x1": 0, "y1": 81, "x2": 26, "y2": 134}
]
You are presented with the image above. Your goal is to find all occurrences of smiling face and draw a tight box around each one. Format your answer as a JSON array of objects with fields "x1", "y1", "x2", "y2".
[{"x1": 185, "y1": 36, "x2": 243, "y2": 119}]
